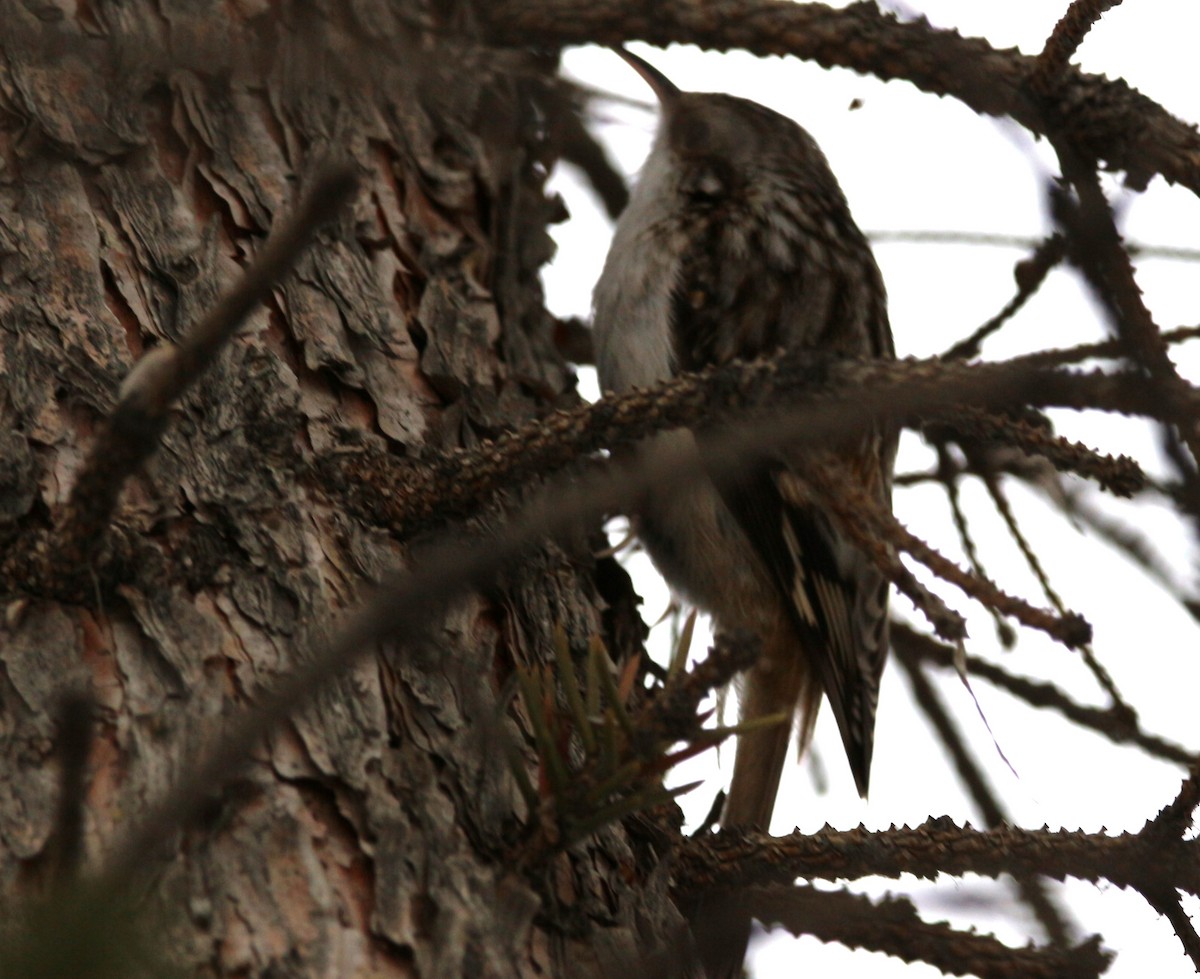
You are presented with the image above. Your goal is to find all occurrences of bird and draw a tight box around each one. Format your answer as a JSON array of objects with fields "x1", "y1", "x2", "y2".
[{"x1": 591, "y1": 48, "x2": 897, "y2": 836}]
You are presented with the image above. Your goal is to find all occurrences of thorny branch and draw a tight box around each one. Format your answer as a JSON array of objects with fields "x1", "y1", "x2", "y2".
[
  {"x1": 676, "y1": 774, "x2": 1200, "y2": 900},
  {"x1": 678, "y1": 797, "x2": 1200, "y2": 968},
  {"x1": 741, "y1": 885, "x2": 1101, "y2": 978},
  {"x1": 679, "y1": 775, "x2": 1200, "y2": 967},
  {"x1": 320, "y1": 354, "x2": 1188, "y2": 542},
  {"x1": 929, "y1": 409, "x2": 1145, "y2": 497},
  {"x1": 1054, "y1": 178, "x2": 1200, "y2": 453},
  {"x1": 805, "y1": 457, "x2": 1091, "y2": 648}
]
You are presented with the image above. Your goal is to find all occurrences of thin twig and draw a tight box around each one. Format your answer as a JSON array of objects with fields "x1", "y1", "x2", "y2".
[
  {"x1": 933, "y1": 440, "x2": 1013, "y2": 645},
  {"x1": 1031, "y1": 0, "x2": 1124, "y2": 95},
  {"x1": 943, "y1": 235, "x2": 1067, "y2": 361},
  {"x1": 978, "y1": 469, "x2": 1131, "y2": 713},
  {"x1": 892, "y1": 647, "x2": 1073, "y2": 945},
  {"x1": 1050, "y1": 486, "x2": 1200, "y2": 617},
  {"x1": 893, "y1": 623, "x2": 1193, "y2": 767},
  {"x1": 1009, "y1": 324, "x2": 1200, "y2": 371},
  {"x1": 871, "y1": 229, "x2": 1200, "y2": 263}
]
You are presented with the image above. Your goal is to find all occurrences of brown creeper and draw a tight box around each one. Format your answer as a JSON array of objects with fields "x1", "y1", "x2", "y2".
[{"x1": 592, "y1": 50, "x2": 897, "y2": 832}]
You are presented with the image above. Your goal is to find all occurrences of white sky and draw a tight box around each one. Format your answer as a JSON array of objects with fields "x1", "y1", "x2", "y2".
[{"x1": 542, "y1": 3, "x2": 1200, "y2": 976}]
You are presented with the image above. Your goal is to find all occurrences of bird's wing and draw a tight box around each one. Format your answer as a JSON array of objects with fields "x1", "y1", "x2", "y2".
[{"x1": 672, "y1": 208, "x2": 894, "y2": 795}]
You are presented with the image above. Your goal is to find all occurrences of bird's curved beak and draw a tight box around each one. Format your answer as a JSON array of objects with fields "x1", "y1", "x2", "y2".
[{"x1": 613, "y1": 47, "x2": 680, "y2": 109}]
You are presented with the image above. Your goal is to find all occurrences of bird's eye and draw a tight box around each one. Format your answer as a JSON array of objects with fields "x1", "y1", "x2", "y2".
[{"x1": 681, "y1": 161, "x2": 729, "y2": 201}]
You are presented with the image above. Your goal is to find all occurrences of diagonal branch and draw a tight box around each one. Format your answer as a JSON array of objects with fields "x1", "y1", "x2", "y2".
[
  {"x1": 892, "y1": 623, "x2": 1195, "y2": 768},
  {"x1": 319, "y1": 355, "x2": 1194, "y2": 544},
  {"x1": 892, "y1": 646, "x2": 1073, "y2": 946}
]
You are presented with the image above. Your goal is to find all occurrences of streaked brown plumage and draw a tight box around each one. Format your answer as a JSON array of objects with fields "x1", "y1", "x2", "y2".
[{"x1": 592, "y1": 50, "x2": 896, "y2": 834}]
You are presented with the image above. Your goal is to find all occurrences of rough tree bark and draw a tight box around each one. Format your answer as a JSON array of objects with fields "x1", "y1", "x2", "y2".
[{"x1": 0, "y1": 3, "x2": 683, "y2": 977}]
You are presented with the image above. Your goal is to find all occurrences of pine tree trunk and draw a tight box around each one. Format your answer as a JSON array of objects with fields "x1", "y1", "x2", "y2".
[{"x1": 0, "y1": 4, "x2": 686, "y2": 976}]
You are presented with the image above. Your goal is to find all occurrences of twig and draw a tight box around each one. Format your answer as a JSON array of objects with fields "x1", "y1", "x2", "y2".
[
  {"x1": 978, "y1": 468, "x2": 1132, "y2": 713},
  {"x1": 807, "y1": 460, "x2": 1092, "y2": 649},
  {"x1": 1010, "y1": 324, "x2": 1200, "y2": 371},
  {"x1": 1050, "y1": 486, "x2": 1200, "y2": 616},
  {"x1": 937, "y1": 409, "x2": 1145, "y2": 497},
  {"x1": 944, "y1": 235, "x2": 1067, "y2": 361},
  {"x1": 1142, "y1": 887, "x2": 1200, "y2": 971},
  {"x1": 1031, "y1": 0, "x2": 1124, "y2": 95},
  {"x1": 933, "y1": 440, "x2": 1013, "y2": 645},
  {"x1": 870, "y1": 230, "x2": 1200, "y2": 263}
]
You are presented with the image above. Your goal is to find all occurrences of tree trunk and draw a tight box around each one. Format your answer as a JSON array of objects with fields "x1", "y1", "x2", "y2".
[{"x1": 0, "y1": 3, "x2": 684, "y2": 976}]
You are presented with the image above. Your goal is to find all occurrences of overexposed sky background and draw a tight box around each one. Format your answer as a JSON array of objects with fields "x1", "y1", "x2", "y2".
[{"x1": 542, "y1": 3, "x2": 1200, "y2": 976}]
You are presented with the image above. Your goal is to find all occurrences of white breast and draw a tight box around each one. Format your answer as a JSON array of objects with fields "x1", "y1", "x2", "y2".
[{"x1": 592, "y1": 143, "x2": 683, "y2": 393}]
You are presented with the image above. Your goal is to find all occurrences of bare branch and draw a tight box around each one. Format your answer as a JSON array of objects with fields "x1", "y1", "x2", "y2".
[
  {"x1": 1049, "y1": 152, "x2": 1200, "y2": 472},
  {"x1": 319, "y1": 353, "x2": 1192, "y2": 543},
  {"x1": 943, "y1": 235, "x2": 1067, "y2": 361},
  {"x1": 811, "y1": 459, "x2": 1091, "y2": 648},
  {"x1": 935, "y1": 410, "x2": 1146, "y2": 497}
]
